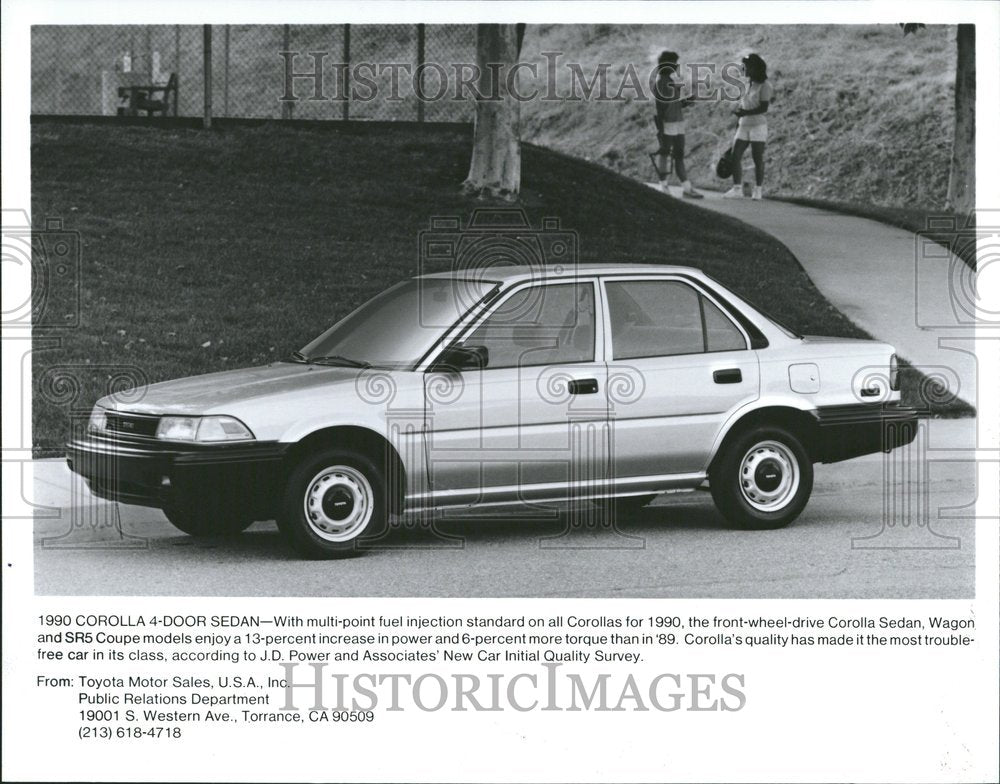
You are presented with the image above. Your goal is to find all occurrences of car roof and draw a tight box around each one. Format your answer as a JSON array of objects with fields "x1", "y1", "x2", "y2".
[{"x1": 417, "y1": 263, "x2": 707, "y2": 286}]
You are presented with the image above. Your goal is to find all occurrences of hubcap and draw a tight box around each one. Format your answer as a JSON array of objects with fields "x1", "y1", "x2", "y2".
[
  {"x1": 303, "y1": 465, "x2": 374, "y2": 542},
  {"x1": 322, "y1": 488, "x2": 355, "y2": 521},
  {"x1": 738, "y1": 440, "x2": 799, "y2": 512},
  {"x1": 754, "y1": 459, "x2": 783, "y2": 492}
]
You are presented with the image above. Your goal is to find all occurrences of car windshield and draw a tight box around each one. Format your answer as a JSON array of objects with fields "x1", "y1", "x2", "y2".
[{"x1": 293, "y1": 278, "x2": 497, "y2": 369}]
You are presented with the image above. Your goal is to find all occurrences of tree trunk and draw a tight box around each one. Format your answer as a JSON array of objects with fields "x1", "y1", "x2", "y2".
[
  {"x1": 946, "y1": 24, "x2": 975, "y2": 215},
  {"x1": 463, "y1": 24, "x2": 522, "y2": 200}
]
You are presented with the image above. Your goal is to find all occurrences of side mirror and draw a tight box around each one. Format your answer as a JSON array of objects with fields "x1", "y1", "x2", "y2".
[{"x1": 433, "y1": 344, "x2": 488, "y2": 372}]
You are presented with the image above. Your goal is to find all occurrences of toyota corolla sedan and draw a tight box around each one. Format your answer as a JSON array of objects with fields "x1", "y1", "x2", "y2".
[{"x1": 68, "y1": 265, "x2": 917, "y2": 558}]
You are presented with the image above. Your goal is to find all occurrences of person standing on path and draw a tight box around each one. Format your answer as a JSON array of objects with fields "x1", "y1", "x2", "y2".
[
  {"x1": 653, "y1": 50, "x2": 703, "y2": 199},
  {"x1": 723, "y1": 53, "x2": 772, "y2": 201}
]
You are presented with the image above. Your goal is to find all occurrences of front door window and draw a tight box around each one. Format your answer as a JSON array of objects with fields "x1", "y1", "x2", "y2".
[{"x1": 462, "y1": 282, "x2": 596, "y2": 369}]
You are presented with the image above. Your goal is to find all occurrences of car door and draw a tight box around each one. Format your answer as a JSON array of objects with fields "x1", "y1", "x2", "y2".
[
  {"x1": 421, "y1": 280, "x2": 609, "y2": 506},
  {"x1": 601, "y1": 276, "x2": 760, "y2": 488}
]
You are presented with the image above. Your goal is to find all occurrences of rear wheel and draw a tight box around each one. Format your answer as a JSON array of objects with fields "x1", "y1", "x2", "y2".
[
  {"x1": 277, "y1": 448, "x2": 388, "y2": 559},
  {"x1": 710, "y1": 426, "x2": 813, "y2": 530}
]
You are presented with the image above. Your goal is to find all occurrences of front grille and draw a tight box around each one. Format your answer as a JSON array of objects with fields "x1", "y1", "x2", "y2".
[{"x1": 105, "y1": 412, "x2": 160, "y2": 438}]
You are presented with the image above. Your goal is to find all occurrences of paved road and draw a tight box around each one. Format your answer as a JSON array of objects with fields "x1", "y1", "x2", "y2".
[
  {"x1": 687, "y1": 189, "x2": 979, "y2": 409},
  {"x1": 31, "y1": 420, "x2": 976, "y2": 599}
]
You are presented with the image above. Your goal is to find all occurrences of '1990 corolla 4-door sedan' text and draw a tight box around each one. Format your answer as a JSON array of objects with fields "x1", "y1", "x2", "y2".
[{"x1": 68, "y1": 265, "x2": 917, "y2": 558}]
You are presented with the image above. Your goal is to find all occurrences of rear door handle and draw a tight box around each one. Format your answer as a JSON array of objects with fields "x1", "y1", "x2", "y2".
[
  {"x1": 713, "y1": 368, "x2": 742, "y2": 384},
  {"x1": 568, "y1": 378, "x2": 599, "y2": 395}
]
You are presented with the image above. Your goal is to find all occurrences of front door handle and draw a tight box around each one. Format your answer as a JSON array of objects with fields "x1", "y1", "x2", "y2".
[
  {"x1": 568, "y1": 378, "x2": 599, "y2": 395},
  {"x1": 713, "y1": 368, "x2": 742, "y2": 384}
]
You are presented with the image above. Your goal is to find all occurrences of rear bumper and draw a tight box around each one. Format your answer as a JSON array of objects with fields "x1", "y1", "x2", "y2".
[
  {"x1": 66, "y1": 435, "x2": 287, "y2": 516},
  {"x1": 810, "y1": 404, "x2": 919, "y2": 463}
]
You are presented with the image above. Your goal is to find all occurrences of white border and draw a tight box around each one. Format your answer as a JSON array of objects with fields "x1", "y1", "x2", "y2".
[{"x1": 3, "y1": 2, "x2": 998, "y2": 782}]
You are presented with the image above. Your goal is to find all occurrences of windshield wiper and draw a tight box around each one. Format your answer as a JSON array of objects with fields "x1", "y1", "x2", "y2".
[
  {"x1": 306, "y1": 354, "x2": 372, "y2": 368},
  {"x1": 287, "y1": 350, "x2": 370, "y2": 368}
]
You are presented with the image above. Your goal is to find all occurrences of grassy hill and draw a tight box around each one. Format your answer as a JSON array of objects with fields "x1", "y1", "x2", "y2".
[
  {"x1": 32, "y1": 121, "x2": 970, "y2": 453},
  {"x1": 31, "y1": 120, "x2": 885, "y2": 452},
  {"x1": 521, "y1": 24, "x2": 958, "y2": 208}
]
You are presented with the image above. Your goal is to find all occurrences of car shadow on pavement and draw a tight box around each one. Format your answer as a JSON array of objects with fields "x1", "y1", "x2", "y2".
[
  {"x1": 119, "y1": 496, "x2": 729, "y2": 561},
  {"x1": 211, "y1": 499, "x2": 728, "y2": 559}
]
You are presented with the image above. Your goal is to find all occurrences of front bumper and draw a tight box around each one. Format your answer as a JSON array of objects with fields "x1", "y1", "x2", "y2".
[
  {"x1": 66, "y1": 434, "x2": 287, "y2": 516},
  {"x1": 810, "y1": 404, "x2": 919, "y2": 463}
]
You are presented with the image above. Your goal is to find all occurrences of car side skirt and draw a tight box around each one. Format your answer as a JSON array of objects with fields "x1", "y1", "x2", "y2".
[{"x1": 403, "y1": 471, "x2": 706, "y2": 513}]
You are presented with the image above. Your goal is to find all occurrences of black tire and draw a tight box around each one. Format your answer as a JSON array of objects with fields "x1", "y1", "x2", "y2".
[
  {"x1": 277, "y1": 448, "x2": 388, "y2": 559},
  {"x1": 163, "y1": 501, "x2": 254, "y2": 537},
  {"x1": 709, "y1": 426, "x2": 813, "y2": 530}
]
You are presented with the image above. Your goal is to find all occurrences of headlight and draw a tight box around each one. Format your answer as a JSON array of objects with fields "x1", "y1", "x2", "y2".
[
  {"x1": 196, "y1": 416, "x2": 255, "y2": 442},
  {"x1": 889, "y1": 353, "x2": 900, "y2": 391},
  {"x1": 155, "y1": 416, "x2": 255, "y2": 443},
  {"x1": 88, "y1": 407, "x2": 107, "y2": 434},
  {"x1": 155, "y1": 416, "x2": 200, "y2": 441}
]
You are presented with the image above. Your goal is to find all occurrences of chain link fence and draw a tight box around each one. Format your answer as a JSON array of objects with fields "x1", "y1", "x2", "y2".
[{"x1": 31, "y1": 24, "x2": 476, "y2": 122}]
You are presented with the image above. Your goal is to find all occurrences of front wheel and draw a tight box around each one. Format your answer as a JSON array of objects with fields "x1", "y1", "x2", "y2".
[
  {"x1": 277, "y1": 449, "x2": 388, "y2": 559},
  {"x1": 709, "y1": 426, "x2": 813, "y2": 530}
]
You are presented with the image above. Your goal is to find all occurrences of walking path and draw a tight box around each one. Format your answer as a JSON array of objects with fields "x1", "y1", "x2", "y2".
[{"x1": 658, "y1": 186, "x2": 978, "y2": 409}]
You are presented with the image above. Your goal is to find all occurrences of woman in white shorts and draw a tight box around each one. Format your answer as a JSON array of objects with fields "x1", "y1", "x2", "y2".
[{"x1": 724, "y1": 53, "x2": 772, "y2": 201}]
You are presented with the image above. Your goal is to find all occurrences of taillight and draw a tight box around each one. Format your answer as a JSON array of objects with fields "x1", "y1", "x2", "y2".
[{"x1": 889, "y1": 353, "x2": 900, "y2": 391}]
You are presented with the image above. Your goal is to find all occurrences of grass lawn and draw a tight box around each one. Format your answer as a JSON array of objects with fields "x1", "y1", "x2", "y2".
[{"x1": 30, "y1": 120, "x2": 969, "y2": 454}]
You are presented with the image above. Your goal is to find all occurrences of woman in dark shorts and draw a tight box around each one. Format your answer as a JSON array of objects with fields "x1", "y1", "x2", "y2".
[{"x1": 654, "y1": 50, "x2": 703, "y2": 199}]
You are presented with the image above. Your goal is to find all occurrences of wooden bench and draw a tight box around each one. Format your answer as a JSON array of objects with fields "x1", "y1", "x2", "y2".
[{"x1": 118, "y1": 73, "x2": 178, "y2": 117}]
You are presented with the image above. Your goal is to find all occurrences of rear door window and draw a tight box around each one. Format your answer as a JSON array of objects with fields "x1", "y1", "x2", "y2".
[{"x1": 606, "y1": 280, "x2": 746, "y2": 359}]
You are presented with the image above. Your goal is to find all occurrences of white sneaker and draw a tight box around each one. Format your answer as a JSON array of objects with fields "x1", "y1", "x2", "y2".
[
  {"x1": 723, "y1": 185, "x2": 743, "y2": 199},
  {"x1": 752, "y1": 186, "x2": 763, "y2": 201},
  {"x1": 658, "y1": 181, "x2": 672, "y2": 196},
  {"x1": 682, "y1": 181, "x2": 704, "y2": 199}
]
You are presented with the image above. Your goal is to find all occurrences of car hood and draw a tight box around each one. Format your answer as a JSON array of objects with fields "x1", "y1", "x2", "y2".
[{"x1": 100, "y1": 362, "x2": 368, "y2": 415}]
